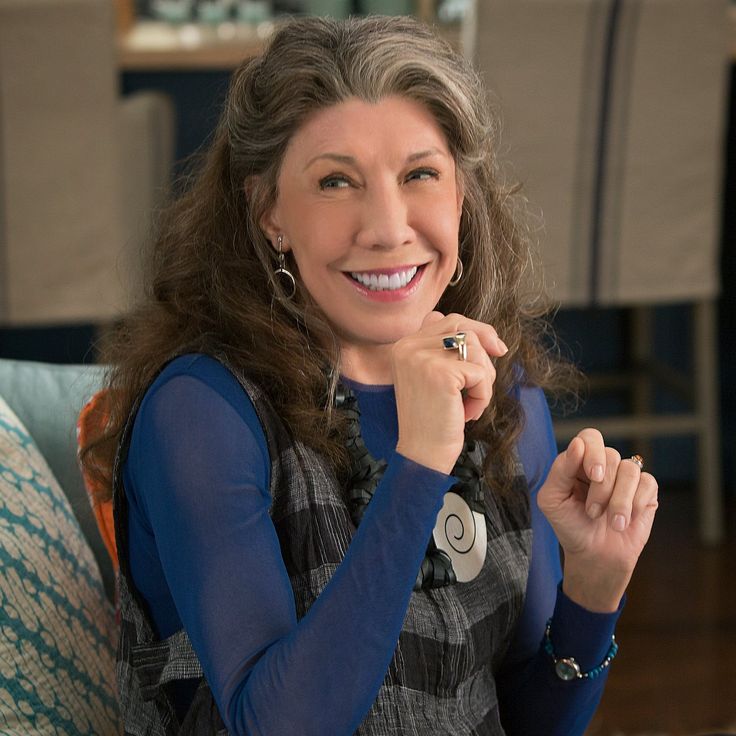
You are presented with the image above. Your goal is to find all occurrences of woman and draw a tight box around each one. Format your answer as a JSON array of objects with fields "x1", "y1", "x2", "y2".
[{"x1": 85, "y1": 15, "x2": 658, "y2": 735}]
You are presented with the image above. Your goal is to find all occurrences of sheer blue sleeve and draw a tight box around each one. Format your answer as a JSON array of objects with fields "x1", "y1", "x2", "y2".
[
  {"x1": 124, "y1": 355, "x2": 454, "y2": 736},
  {"x1": 497, "y1": 385, "x2": 622, "y2": 736}
]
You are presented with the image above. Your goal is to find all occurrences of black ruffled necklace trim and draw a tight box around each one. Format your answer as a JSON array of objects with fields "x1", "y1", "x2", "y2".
[{"x1": 336, "y1": 382, "x2": 488, "y2": 591}]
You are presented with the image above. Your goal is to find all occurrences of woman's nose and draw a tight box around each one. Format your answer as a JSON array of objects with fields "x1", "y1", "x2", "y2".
[{"x1": 354, "y1": 182, "x2": 414, "y2": 250}]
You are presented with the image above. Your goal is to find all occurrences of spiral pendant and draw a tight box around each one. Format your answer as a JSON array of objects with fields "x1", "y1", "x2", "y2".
[
  {"x1": 432, "y1": 492, "x2": 487, "y2": 583},
  {"x1": 337, "y1": 382, "x2": 488, "y2": 589}
]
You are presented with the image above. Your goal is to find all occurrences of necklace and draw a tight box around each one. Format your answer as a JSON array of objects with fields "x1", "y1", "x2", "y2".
[{"x1": 336, "y1": 383, "x2": 489, "y2": 590}]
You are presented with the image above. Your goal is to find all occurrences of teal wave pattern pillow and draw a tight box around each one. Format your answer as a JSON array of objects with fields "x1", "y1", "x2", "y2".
[{"x1": 0, "y1": 395, "x2": 120, "y2": 734}]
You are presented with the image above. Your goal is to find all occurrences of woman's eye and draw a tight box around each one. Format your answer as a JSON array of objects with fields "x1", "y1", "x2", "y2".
[
  {"x1": 406, "y1": 168, "x2": 440, "y2": 182},
  {"x1": 319, "y1": 175, "x2": 351, "y2": 190}
]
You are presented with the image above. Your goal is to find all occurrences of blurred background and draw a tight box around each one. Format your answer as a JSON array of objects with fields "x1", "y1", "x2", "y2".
[{"x1": 0, "y1": 0, "x2": 734, "y2": 733}]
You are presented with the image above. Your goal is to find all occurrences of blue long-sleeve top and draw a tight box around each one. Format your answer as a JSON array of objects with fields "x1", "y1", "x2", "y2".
[{"x1": 123, "y1": 354, "x2": 621, "y2": 735}]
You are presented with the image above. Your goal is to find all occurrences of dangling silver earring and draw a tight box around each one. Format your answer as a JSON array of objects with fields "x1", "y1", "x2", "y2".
[
  {"x1": 449, "y1": 257, "x2": 463, "y2": 287},
  {"x1": 273, "y1": 235, "x2": 296, "y2": 300}
]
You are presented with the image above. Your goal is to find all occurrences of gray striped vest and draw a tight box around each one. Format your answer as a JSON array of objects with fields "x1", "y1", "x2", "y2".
[{"x1": 113, "y1": 361, "x2": 532, "y2": 735}]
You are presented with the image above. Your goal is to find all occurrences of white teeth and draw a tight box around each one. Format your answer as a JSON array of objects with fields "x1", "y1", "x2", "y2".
[{"x1": 350, "y1": 266, "x2": 419, "y2": 291}]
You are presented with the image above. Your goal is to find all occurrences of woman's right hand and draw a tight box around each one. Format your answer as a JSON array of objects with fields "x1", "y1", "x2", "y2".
[{"x1": 392, "y1": 311, "x2": 508, "y2": 475}]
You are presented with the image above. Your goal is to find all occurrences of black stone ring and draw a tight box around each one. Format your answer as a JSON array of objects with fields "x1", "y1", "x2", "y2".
[{"x1": 442, "y1": 332, "x2": 467, "y2": 361}]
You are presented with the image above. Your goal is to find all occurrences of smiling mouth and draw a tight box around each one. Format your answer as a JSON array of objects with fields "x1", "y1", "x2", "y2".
[{"x1": 348, "y1": 265, "x2": 422, "y2": 292}]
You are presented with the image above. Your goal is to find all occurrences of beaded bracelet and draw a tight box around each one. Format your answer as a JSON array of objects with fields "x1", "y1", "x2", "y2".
[{"x1": 544, "y1": 619, "x2": 619, "y2": 681}]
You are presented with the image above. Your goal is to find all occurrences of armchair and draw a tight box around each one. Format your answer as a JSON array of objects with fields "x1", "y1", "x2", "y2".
[
  {"x1": 0, "y1": 358, "x2": 118, "y2": 732},
  {"x1": 465, "y1": 0, "x2": 729, "y2": 543},
  {"x1": 0, "y1": 0, "x2": 174, "y2": 326}
]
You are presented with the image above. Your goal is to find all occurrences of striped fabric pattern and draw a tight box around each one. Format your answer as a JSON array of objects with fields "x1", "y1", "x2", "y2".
[{"x1": 0, "y1": 395, "x2": 119, "y2": 734}]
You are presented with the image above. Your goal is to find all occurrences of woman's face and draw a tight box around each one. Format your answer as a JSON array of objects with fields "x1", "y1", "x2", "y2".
[{"x1": 263, "y1": 95, "x2": 464, "y2": 352}]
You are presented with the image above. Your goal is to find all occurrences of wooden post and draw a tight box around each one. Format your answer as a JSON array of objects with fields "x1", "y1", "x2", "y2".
[
  {"x1": 115, "y1": 0, "x2": 136, "y2": 35},
  {"x1": 415, "y1": 0, "x2": 435, "y2": 23}
]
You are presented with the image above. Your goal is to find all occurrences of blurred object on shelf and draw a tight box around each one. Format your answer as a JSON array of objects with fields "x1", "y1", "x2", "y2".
[
  {"x1": 437, "y1": 0, "x2": 469, "y2": 22},
  {"x1": 124, "y1": 19, "x2": 188, "y2": 49},
  {"x1": 119, "y1": 18, "x2": 274, "y2": 68},
  {"x1": 361, "y1": 0, "x2": 413, "y2": 15},
  {"x1": 150, "y1": 0, "x2": 194, "y2": 22},
  {"x1": 196, "y1": 0, "x2": 235, "y2": 23},
  {"x1": 303, "y1": 0, "x2": 352, "y2": 17},
  {"x1": 118, "y1": 0, "x2": 468, "y2": 70},
  {"x1": 237, "y1": 0, "x2": 272, "y2": 22}
]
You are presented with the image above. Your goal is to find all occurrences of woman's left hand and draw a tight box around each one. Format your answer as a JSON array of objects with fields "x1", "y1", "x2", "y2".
[{"x1": 537, "y1": 429, "x2": 659, "y2": 612}]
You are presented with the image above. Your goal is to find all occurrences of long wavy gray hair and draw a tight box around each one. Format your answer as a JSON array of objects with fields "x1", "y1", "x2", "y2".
[{"x1": 83, "y1": 15, "x2": 574, "y2": 500}]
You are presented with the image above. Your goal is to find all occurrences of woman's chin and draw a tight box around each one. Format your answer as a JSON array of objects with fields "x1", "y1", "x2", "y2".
[{"x1": 339, "y1": 321, "x2": 426, "y2": 350}]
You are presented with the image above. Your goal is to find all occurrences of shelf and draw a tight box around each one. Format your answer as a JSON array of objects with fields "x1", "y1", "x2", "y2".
[{"x1": 118, "y1": 20, "x2": 274, "y2": 70}]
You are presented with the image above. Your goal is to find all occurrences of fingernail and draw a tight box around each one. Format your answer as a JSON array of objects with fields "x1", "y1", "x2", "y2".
[
  {"x1": 612, "y1": 513, "x2": 626, "y2": 532},
  {"x1": 587, "y1": 503, "x2": 603, "y2": 520},
  {"x1": 497, "y1": 338, "x2": 509, "y2": 355},
  {"x1": 590, "y1": 464, "x2": 605, "y2": 483}
]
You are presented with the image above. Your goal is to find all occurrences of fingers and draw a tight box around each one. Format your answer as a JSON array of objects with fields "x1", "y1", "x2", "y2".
[
  {"x1": 422, "y1": 311, "x2": 508, "y2": 358},
  {"x1": 539, "y1": 429, "x2": 607, "y2": 507},
  {"x1": 540, "y1": 435, "x2": 586, "y2": 499},
  {"x1": 542, "y1": 429, "x2": 659, "y2": 535},
  {"x1": 570, "y1": 428, "x2": 632, "y2": 525},
  {"x1": 412, "y1": 328, "x2": 493, "y2": 367},
  {"x1": 576, "y1": 428, "x2": 607, "y2": 483},
  {"x1": 632, "y1": 471, "x2": 659, "y2": 515},
  {"x1": 584, "y1": 446, "x2": 622, "y2": 521},
  {"x1": 460, "y1": 344, "x2": 497, "y2": 421},
  {"x1": 582, "y1": 444, "x2": 658, "y2": 533},
  {"x1": 403, "y1": 331, "x2": 496, "y2": 421},
  {"x1": 631, "y1": 471, "x2": 659, "y2": 539},
  {"x1": 392, "y1": 312, "x2": 506, "y2": 471},
  {"x1": 422, "y1": 311, "x2": 446, "y2": 328},
  {"x1": 591, "y1": 449, "x2": 638, "y2": 531}
]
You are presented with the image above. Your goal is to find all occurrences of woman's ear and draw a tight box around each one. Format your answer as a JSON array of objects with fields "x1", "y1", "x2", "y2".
[
  {"x1": 245, "y1": 175, "x2": 281, "y2": 248},
  {"x1": 259, "y1": 208, "x2": 282, "y2": 248}
]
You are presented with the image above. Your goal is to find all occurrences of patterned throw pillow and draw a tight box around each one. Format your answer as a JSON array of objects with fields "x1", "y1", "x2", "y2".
[{"x1": 0, "y1": 395, "x2": 120, "y2": 734}]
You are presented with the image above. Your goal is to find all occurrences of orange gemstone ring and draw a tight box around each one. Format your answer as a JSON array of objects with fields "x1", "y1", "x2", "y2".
[{"x1": 628, "y1": 454, "x2": 644, "y2": 470}]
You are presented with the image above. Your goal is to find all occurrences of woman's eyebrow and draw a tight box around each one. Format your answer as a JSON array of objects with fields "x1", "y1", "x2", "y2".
[
  {"x1": 405, "y1": 148, "x2": 445, "y2": 163},
  {"x1": 304, "y1": 147, "x2": 447, "y2": 172},
  {"x1": 304, "y1": 153, "x2": 356, "y2": 171}
]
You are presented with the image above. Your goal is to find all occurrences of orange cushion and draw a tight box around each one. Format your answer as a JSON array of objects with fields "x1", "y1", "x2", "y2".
[{"x1": 77, "y1": 390, "x2": 118, "y2": 572}]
